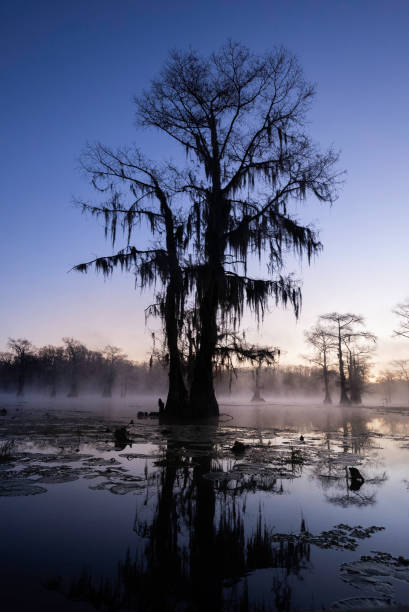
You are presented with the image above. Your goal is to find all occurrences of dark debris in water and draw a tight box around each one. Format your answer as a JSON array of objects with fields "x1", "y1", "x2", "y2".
[{"x1": 231, "y1": 440, "x2": 247, "y2": 454}]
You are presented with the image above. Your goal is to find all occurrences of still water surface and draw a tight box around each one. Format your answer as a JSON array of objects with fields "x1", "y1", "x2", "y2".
[{"x1": 1, "y1": 399, "x2": 409, "y2": 610}]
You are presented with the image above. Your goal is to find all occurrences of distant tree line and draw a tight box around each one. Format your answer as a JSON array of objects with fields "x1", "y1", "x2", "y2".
[
  {"x1": 0, "y1": 335, "x2": 339, "y2": 401},
  {"x1": 0, "y1": 338, "x2": 167, "y2": 398},
  {"x1": 3, "y1": 304, "x2": 407, "y2": 402},
  {"x1": 3, "y1": 331, "x2": 409, "y2": 405}
]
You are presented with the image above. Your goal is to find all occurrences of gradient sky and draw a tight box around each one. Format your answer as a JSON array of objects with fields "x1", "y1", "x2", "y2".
[{"x1": 1, "y1": 0, "x2": 409, "y2": 371}]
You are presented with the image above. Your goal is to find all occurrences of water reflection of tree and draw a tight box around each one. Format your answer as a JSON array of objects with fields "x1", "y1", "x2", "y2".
[
  {"x1": 312, "y1": 412, "x2": 386, "y2": 508},
  {"x1": 340, "y1": 410, "x2": 374, "y2": 455},
  {"x1": 67, "y1": 427, "x2": 310, "y2": 611},
  {"x1": 325, "y1": 488, "x2": 376, "y2": 508}
]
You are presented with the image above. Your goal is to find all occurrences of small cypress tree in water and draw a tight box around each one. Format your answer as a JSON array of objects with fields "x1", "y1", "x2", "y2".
[
  {"x1": 75, "y1": 41, "x2": 340, "y2": 419},
  {"x1": 319, "y1": 313, "x2": 376, "y2": 405}
]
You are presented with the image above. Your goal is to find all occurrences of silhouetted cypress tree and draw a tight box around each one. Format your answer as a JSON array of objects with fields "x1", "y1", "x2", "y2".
[{"x1": 75, "y1": 41, "x2": 340, "y2": 418}]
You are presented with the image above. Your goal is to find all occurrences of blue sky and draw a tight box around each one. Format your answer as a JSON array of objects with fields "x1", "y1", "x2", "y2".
[{"x1": 1, "y1": 0, "x2": 409, "y2": 370}]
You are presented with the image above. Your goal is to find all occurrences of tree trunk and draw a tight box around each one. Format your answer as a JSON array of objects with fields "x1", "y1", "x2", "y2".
[
  {"x1": 120, "y1": 379, "x2": 127, "y2": 398},
  {"x1": 350, "y1": 370, "x2": 362, "y2": 404},
  {"x1": 50, "y1": 378, "x2": 57, "y2": 397},
  {"x1": 347, "y1": 353, "x2": 362, "y2": 405},
  {"x1": 67, "y1": 378, "x2": 78, "y2": 397},
  {"x1": 351, "y1": 391, "x2": 362, "y2": 404},
  {"x1": 16, "y1": 371, "x2": 24, "y2": 397},
  {"x1": 251, "y1": 364, "x2": 265, "y2": 402},
  {"x1": 67, "y1": 356, "x2": 79, "y2": 397},
  {"x1": 337, "y1": 325, "x2": 350, "y2": 404},
  {"x1": 322, "y1": 355, "x2": 332, "y2": 404},
  {"x1": 102, "y1": 370, "x2": 114, "y2": 398},
  {"x1": 159, "y1": 191, "x2": 189, "y2": 420},
  {"x1": 189, "y1": 139, "x2": 226, "y2": 418},
  {"x1": 189, "y1": 285, "x2": 221, "y2": 418},
  {"x1": 67, "y1": 386, "x2": 78, "y2": 398},
  {"x1": 189, "y1": 265, "x2": 220, "y2": 417},
  {"x1": 189, "y1": 115, "x2": 230, "y2": 419},
  {"x1": 323, "y1": 370, "x2": 332, "y2": 404},
  {"x1": 164, "y1": 282, "x2": 190, "y2": 418}
]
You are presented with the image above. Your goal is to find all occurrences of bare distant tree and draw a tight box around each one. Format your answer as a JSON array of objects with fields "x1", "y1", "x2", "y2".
[
  {"x1": 7, "y1": 338, "x2": 35, "y2": 397},
  {"x1": 393, "y1": 301, "x2": 409, "y2": 339},
  {"x1": 378, "y1": 370, "x2": 396, "y2": 406},
  {"x1": 0, "y1": 352, "x2": 13, "y2": 392},
  {"x1": 37, "y1": 345, "x2": 64, "y2": 397},
  {"x1": 102, "y1": 345, "x2": 126, "y2": 398},
  {"x1": 304, "y1": 324, "x2": 336, "y2": 404},
  {"x1": 392, "y1": 359, "x2": 409, "y2": 404},
  {"x1": 319, "y1": 314, "x2": 376, "y2": 404},
  {"x1": 63, "y1": 338, "x2": 87, "y2": 397}
]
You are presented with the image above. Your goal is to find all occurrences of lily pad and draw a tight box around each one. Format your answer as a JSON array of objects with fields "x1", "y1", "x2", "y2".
[
  {"x1": 330, "y1": 596, "x2": 395, "y2": 609},
  {"x1": 0, "y1": 479, "x2": 47, "y2": 496}
]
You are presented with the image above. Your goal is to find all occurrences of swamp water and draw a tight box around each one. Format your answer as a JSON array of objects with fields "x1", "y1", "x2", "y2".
[{"x1": 1, "y1": 400, "x2": 409, "y2": 611}]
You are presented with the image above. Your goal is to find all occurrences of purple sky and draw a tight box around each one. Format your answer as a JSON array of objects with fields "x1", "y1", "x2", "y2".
[{"x1": 1, "y1": 0, "x2": 409, "y2": 372}]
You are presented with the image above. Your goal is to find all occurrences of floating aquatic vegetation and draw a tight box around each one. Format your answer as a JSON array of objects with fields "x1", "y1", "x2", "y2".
[
  {"x1": 271, "y1": 524, "x2": 384, "y2": 552},
  {"x1": 325, "y1": 489, "x2": 377, "y2": 507},
  {"x1": 89, "y1": 473, "x2": 145, "y2": 495},
  {"x1": 89, "y1": 480, "x2": 145, "y2": 495},
  {"x1": 330, "y1": 596, "x2": 395, "y2": 609},
  {"x1": 82, "y1": 457, "x2": 121, "y2": 466},
  {"x1": 18, "y1": 464, "x2": 81, "y2": 484},
  {"x1": 339, "y1": 551, "x2": 409, "y2": 597},
  {"x1": 0, "y1": 479, "x2": 47, "y2": 496},
  {"x1": 22, "y1": 452, "x2": 93, "y2": 463},
  {"x1": 35, "y1": 472, "x2": 79, "y2": 484},
  {"x1": 120, "y1": 452, "x2": 162, "y2": 460},
  {"x1": 0, "y1": 439, "x2": 15, "y2": 462},
  {"x1": 4, "y1": 403, "x2": 409, "y2": 611},
  {"x1": 205, "y1": 470, "x2": 286, "y2": 494}
]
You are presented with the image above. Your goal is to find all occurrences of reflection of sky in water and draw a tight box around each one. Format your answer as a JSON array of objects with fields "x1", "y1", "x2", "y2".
[{"x1": 1, "y1": 402, "x2": 409, "y2": 609}]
